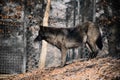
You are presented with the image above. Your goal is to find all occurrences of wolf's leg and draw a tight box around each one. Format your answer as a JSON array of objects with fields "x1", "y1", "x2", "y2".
[
  {"x1": 88, "y1": 40, "x2": 98, "y2": 58},
  {"x1": 60, "y1": 48, "x2": 67, "y2": 67}
]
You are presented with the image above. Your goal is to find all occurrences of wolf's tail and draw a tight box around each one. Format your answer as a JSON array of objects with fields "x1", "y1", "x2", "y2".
[{"x1": 96, "y1": 35, "x2": 103, "y2": 50}]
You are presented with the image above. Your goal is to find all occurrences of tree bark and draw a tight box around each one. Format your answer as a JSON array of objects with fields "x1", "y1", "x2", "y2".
[
  {"x1": 92, "y1": 0, "x2": 96, "y2": 22},
  {"x1": 39, "y1": 0, "x2": 51, "y2": 69}
]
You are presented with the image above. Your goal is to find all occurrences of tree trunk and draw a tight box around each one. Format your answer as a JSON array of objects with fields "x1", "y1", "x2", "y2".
[
  {"x1": 39, "y1": 0, "x2": 51, "y2": 69},
  {"x1": 72, "y1": 0, "x2": 76, "y2": 60},
  {"x1": 77, "y1": 0, "x2": 81, "y2": 23},
  {"x1": 92, "y1": 0, "x2": 96, "y2": 22}
]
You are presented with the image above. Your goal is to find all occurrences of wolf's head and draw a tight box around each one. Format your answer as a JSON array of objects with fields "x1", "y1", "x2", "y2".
[{"x1": 34, "y1": 25, "x2": 44, "y2": 42}]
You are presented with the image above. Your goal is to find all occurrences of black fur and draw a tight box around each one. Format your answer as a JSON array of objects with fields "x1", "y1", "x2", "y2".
[{"x1": 35, "y1": 21, "x2": 103, "y2": 67}]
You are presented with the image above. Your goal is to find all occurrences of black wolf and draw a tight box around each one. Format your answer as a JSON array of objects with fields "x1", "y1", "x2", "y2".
[{"x1": 34, "y1": 21, "x2": 103, "y2": 67}]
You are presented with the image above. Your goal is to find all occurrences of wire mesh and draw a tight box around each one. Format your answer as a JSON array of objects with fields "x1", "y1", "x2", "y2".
[{"x1": 0, "y1": 0, "x2": 26, "y2": 74}]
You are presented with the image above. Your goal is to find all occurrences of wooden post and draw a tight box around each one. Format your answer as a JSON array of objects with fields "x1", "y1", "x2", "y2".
[{"x1": 39, "y1": 0, "x2": 51, "y2": 69}]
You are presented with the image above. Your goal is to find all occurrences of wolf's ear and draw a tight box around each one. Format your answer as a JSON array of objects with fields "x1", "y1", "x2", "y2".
[
  {"x1": 34, "y1": 36, "x2": 39, "y2": 42},
  {"x1": 34, "y1": 35, "x2": 42, "y2": 42},
  {"x1": 39, "y1": 25, "x2": 44, "y2": 31},
  {"x1": 38, "y1": 21, "x2": 43, "y2": 29},
  {"x1": 40, "y1": 25, "x2": 43, "y2": 28}
]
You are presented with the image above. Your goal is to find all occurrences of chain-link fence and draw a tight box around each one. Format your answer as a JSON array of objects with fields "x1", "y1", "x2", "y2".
[{"x1": 0, "y1": 0, "x2": 26, "y2": 74}]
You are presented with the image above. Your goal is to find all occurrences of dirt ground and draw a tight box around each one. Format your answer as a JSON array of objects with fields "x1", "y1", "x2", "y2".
[{"x1": 1, "y1": 57, "x2": 120, "y2": 80}]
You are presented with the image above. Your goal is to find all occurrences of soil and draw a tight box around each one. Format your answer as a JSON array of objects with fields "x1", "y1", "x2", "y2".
[{"x1": 1, "y1": 57, "x2": 120, "y2": 80}]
